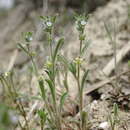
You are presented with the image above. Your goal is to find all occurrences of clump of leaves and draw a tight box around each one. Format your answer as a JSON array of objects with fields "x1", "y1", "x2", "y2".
[
  {"x1": 109, "y1": 103, "x2": 120, "y2": 130},
  {"x1": 0, "y1": 104, "x2": 14, "y2": 130},
  {"x1": 0, "y1": 71, "x2": 29, "y2": 129},
  {"x1": 1, "y1": 14, "x2": 90, "y2": 130},
  {"x1": 38, "y1": 14, "x2": 90, "y2": 129}
]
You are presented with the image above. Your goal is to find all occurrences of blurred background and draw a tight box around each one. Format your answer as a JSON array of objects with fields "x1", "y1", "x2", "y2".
[{"x1": 0, "y1": 0, "x2": 113, "y2": 69}]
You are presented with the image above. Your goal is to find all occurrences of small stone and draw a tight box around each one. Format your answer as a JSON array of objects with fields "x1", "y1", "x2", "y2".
[
  {"x1": 90, "y1": 100, "x2": 98, "y2": 110},
  {"x1": 99, "y1": 121, "x2": 109, "y2": 129},
  {"x1": 101, "y1": 94, "x2": 106, "y2": 100}
]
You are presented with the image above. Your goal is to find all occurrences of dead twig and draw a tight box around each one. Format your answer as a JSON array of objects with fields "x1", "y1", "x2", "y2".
[
  {"x1": 103, "y1": 42, "x2": 130, "y2": 76},
  {"x1": 84, "y1": 70, "x2": 130, "y2": 95}
]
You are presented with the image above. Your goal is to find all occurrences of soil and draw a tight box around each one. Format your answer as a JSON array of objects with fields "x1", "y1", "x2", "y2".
[{"x1": 0, "y1": 0, "x2": 130, "y2": 129}]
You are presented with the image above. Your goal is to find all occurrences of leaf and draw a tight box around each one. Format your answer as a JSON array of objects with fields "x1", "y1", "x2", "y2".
[
  {"x1": 68, "y1": 62, "x2": 76, "y2": 77},
  {"x1": 81, "y1": 40, "x2": 90, "y2": 56},
  {"x1": 51, "y1": 15, "x2": 57, "y2": 23},
  {"x1": 17, "y1": 43, "x2": 28, "y2": 55},
  {"x1": 53, "y1": 38, "x2": 64, "y2": 62},
  {"x1": 60, "y1": 92, "x2": 68, "y2": 111},
  {"x1": 57, "y1": 54, "x2": 68, "y2": 67},
  {"x1": 38, "y1": 78, "x2": 46, "y2": 100},
  {"x1": 37, "y1": 109, "x2": 47, "y2": 120},
  {"x1": 113, "y1": 103, "x2": 118, "y2": 117},
  {"x1": 81, "y1": 111, "x2": 88, "y2": 129},
  {"x1": 45, "y1": 79, "x2": 55, "y2": 103},
  {"x1": 44, "y1": 69, "x2": 55, "y2": 81},
  {"x1": 40, "y1": 16, "x2": 45, "y2": 20},
  {"x1": 81, "y1": 70, "x2": 89, "y2": 94},
  {"x1": 104, "y1": 22, "x2": 113, "y2": 41},
  {"x1": 37, "y1": 109, "x2": 47, "y2": 128}
]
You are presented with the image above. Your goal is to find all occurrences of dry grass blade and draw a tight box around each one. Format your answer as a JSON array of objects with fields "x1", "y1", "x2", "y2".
[{"x1": 7, "y1": 49, "x2": 18, "y2": 71}]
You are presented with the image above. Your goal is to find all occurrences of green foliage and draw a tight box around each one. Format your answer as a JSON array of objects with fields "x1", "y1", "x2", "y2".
[
  {"x1": 109, "y1": 103, "x2": 120, "y2": 130},
  {"x1": 59, "y1": 92, "x2": 68, "y2": 112},
  {"x1": 38, "y1": 77, "x2": 46, "y2": 100},
  {"x1": 81, "y1": 70, "x2": 89, "y2": 95},
  {"x1": 45, "y1": 79, "x2": 56, "y2": 104},
  {"x1": 24, "y1": 32, "x2": 33, "y2": 43},
  {"x1": 53, "y1": 38, "x2": 64, "y2": 62},
  {"x1": 0, "y1": 104, "x2": 12, "y2": 130},
  {"x1": 0, "y1": 14, "x2": 91, "y2": 130},
  {"x1": 37, "y1": 109, "x2": 48, "y2": 130}
]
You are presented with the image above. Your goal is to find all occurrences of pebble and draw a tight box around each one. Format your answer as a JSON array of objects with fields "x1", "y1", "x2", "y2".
[{"x1": 98, "y1": 121, "x2": 109, "y2": 129}]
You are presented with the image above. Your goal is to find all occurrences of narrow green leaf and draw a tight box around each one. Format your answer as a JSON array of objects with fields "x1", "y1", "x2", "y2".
[
  {"x1": 37, "y1": 109, "x2": 47, "y2": 120},
  {"x1": 108, "y1": 115, "x2": 114, "y2": 128},
  {"x1": 38, "y1": 78, "x2": 46, "y2": 100},
  {"x1": 51, "y1": 16, "x2": 57, "y2": 23},
  {"x1": 81, "y1": 111, "x2": 88, "y2": 129},
  {"x1": 39, "y1": 16, "x2": 46, "y2": 20},
  {"x1": 81, "y1": 40, "x2": 90, "y2": 56},
  {"x1": 17, "y1": 43, "x2": 28, "y2": 55},
  {"x1": 60, "y1": 92, "x2": 68, "y2": 111},
  {"x1": 45, "y1": 79, "x2": 55, "y2": 102},
  {"x1": 104, "y1": 22, "x2": 113, "y2": 41},
  {"x1": 81, "y1": 70, "x2": 89, "y2": 94},
  {"x1": 44, "y1": 69, "x2": 54, "y2": 81},
  {"x1": 57, "y1": 54, "x2": 68, "y2": 67},
  {"x1": 53, "y1": 38, "x2": 64, "y2": 62},
  {"x1": 68, "y1": 62, "x2": 76, "y2": 77},
  {"x1": 37, "y1": 109, "x2": 47, "y2": 129},
  {"x1": 113, "y1": 103, "x2": 118, "y2": 117}
]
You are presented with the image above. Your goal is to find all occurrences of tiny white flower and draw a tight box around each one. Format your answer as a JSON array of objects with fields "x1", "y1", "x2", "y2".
[
  {"x1": 99, "y1": 121, "x2": 109, "y2": 129},
  {"x1": 81, "y1": 20, "x2": 86, "y2": 26},
  {"x1": 29, "y1": 37, "x2": 33, "y2": 41},
  {"x1": 46, "y1": 21, "x2": 52, "y2": 27}
]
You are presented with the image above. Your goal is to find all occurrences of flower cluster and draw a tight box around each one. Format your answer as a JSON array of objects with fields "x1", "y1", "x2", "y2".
[
  {"x1": 24, "y1": 32, "x2": 33, "y2": 43},
  {"x1": 40, "y1": 16, "x2": 56, "y2": 34},
  {"x1": 45, "y1": 60, "x2": 53, "y2": 69},
  {"x1": 73, "y1": 57, "x2": 84, "y2": 65},
  {"x1": 75, "y1": 14, "x2": 88, "y2": 33}
]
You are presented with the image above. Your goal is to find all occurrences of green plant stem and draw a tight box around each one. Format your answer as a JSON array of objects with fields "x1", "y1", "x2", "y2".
[
  {"x1": 9, "y1": 72, "x2": 29, "y2": 129},
  {"x1": 77, "y1": 64, "x2": 83, "y2": 130},
  {"x1": 113, "y1": 37, "x2": 119, "y2": 94},
  {"x1": 48, "y1": 32, "x2": 62, "y2": 130},
  {"x1": 26, "y1": 44, "x2": 38, "y2": 77},
  {"x1": 18, "y1": 100, "x2": 29, "y2": 129},
  {"x1": 80, "y1": 39, "x2": 83, "y2": 56},
  {"x1": 30, "y1": 56, "x2": 38, "y2": 77},
  {"x1": 78, "y1": 32, "x2": 85, "y2": 130},
  {"x1": 40, "y1": 119, "x2": 44, "y2": 130}
]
